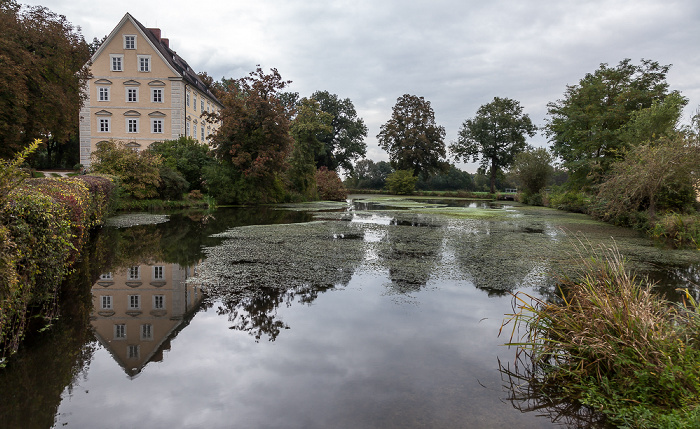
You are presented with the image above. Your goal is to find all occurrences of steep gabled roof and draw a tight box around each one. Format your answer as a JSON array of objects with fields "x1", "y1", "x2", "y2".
[{"x1": 90, "y1": 13, "x2": 222, "y2": 107}]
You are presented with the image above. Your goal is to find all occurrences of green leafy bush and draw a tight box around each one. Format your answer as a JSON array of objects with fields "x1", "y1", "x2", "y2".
[
  {"x1": 148, "y1": 137, "x2": 213, "y2": 191},
  {"x1": 385, "y1": 170, "x2": 417, "y2": 195},
  {"x1": 90, "y1": 141, "x2": 162, "y2": 200},
  {"x1": 547, "y1": 190, "x2": 590, "y2": 213},
  {"x1": 157, "y1": 166, "x2": 189, "y2": 200},
  {"x1": 652, "y1": 213, "x2": 700, "y2": 249}
]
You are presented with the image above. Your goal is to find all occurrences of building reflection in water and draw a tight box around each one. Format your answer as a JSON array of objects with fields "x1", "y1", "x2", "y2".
[{"x1": 90, "y1": 263, "x2": 203, "y2": 378}]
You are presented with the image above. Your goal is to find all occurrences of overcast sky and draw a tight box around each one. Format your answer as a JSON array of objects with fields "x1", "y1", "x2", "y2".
[{"x1": 31, "y1": 0, "x2": 700, "y2": 171}]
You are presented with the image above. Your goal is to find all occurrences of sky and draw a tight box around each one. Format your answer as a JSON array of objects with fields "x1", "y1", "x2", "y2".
[{"x1": 30, "y1": 0, "x2": 700, "y2": 172}]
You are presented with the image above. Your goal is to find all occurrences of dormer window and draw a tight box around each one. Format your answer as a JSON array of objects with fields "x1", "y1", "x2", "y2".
[{"x1": 124, "y1": 35, "x2": 136, "y2": 49}]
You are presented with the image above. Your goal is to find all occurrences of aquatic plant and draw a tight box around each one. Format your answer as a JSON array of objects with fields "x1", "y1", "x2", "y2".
[{"x1": 501, "y1": 243, "x2": 700, "y2": 427}]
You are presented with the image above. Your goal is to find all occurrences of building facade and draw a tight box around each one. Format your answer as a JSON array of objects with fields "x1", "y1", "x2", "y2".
[{"x1": 79, "y1": 13, "x2": 222, "y2": 167}]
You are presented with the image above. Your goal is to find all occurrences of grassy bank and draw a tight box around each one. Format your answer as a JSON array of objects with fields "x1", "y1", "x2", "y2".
[{"x1": 502, "y1": 244, "x2": 700, "y2": 427}]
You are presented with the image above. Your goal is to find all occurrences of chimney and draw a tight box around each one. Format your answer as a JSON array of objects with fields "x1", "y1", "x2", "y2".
[
  {"x1": 148, "y1": 28, "x2": 161, "y2": 41},
  {"x1": 161, "y1": 38, "x2": 169, "y2": 48}
]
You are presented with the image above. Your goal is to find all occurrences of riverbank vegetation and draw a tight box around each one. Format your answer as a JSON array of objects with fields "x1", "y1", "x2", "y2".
[
  {"x1": 502, "y1": 244, "x2": 700, "y2": 427},
  {"x1": 0, "y1": 141, "x2": 116, "y2": 362}
]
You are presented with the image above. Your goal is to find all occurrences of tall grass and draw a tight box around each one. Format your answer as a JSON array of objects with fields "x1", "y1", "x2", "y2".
[{"x1": 501, "y1": 244, "x2": 700, "y2": 428}]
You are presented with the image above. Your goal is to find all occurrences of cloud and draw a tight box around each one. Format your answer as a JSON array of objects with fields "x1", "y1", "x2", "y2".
[{"x1": 30, "y1": 0, "x2": 700, "y2": 170}]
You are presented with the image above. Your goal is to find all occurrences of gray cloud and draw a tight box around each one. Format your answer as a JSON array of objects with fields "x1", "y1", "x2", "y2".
[{"x1": 33, "y1": 0, "x2": 700, "y2": 170}]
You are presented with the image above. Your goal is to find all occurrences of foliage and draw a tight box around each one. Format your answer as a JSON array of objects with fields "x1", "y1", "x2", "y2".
[
  {"x1": 0, "y1": 139, "x2": 39, "y2": 207},
  {"x1": 316, "y1": 167, "x2": 347, "y2": 201},
  {"x1": 157, "y1": 166, "x2": 189, "y2": 200},
  {"x1": 595, "y1": 134, "x2": 700, "y2": 221},
  {"x1": 148, "y1": 136, "x2": 214, "y2": 191},
  {"x1": 416, "y1": 164, "x2": 474, "y2": 191},
  {"x1": 451, "y1": 97, "x2": 537, "y2": 194},
  {"x1": 651, "y1": 213, "x2": 700, "y2": 249},
  {"x1": 377, "y1": 94, "x2": 448, "y2": 178},
  {"x1": 203, "y1": 162, "x2": 285, "y2": 205},
  {"x1": 502, "y1": 244, "x2": 700, "y2": 428},
  {"x1": 385, "y1": 170, "x2": 418, "y2": 195},
  {"x1": 288, "y1": 98, "x2": 333, "y2": 200},
  {"x1": 547, "y1": 189, "x2": 590, "y2": 213},
  {"x1": 1, "y1": 173, "x2": 115, "y2": 360},
  {"x1": 208, "y1": 67, "x2": 293, "y2": 204},
  {"x1": 0, "y1": 1, "x2": 91, "y2": 159},
  {"x1": 345, "y1": 159, "x2": 393, "y2": 190},
  {"x1": 546, "y1": 59, "x2": 681, "y2": 187},
  {"x1": 509, "y1": 147, "x2": 554, "y2": 195},
  {"x1": 90, "y1": 141, "x2": 163, "y2": 200},
  {"x1": 311, "y1": 90, "x2": 368, "y2": 172}
]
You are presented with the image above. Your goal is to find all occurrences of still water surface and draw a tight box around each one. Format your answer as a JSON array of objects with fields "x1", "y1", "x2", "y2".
[{"x1": 2, "y1": 197, "x2": 698, "y2": 429}]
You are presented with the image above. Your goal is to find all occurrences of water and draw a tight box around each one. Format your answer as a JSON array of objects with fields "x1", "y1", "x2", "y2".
[{"x1": 1, "y1": 198, "x2": 697, "y2": 429}]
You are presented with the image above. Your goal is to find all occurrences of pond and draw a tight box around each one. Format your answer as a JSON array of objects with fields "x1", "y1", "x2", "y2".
[{"x1": 1, "y1": 196, "x2": 698, "y2": 429}]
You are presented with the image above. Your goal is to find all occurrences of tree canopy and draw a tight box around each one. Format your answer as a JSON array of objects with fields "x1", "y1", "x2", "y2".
[
  {"x1": 0, "y1": 1, "x2": 91, "y2": 159},
  {"x1": 509, "y1": 147, "x2": 554, "y2": 195},
  {"x1": 545, "y1": 59, "x2": 682, "y2": 186},
  {"x1": 377, "y1": 94, "x2": 447, "y2": 178},
  {"x1": 289, "y1": 98, "x2": 333, "y2": 199},
  {"x1": 311, "y1": 90, "x2": 368, "y2": 173},
  {"x1": 451, "y1": 97, "x2": 536, "y2": 193},
  {"x1": 208, "y1": 67, "x2": 293, "y2": 202}
]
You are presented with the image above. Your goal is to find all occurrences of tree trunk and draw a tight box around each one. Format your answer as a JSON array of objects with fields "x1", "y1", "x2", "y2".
[{"x1": 489, "y1": 159, "x2": 496, "y2": 194}]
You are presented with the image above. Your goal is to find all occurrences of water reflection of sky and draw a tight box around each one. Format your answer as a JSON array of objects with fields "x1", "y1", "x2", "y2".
[{"x1": 55, "y1": 273, "x2": 554, "y2": 429}]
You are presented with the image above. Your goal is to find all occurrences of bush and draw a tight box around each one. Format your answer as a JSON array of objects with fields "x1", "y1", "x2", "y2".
[
  {"x1": 148, "y1": 137, "x2": 213, "y2": 191},
  {"x1": 0, "y1": 173, "x2": 115, "y2": 361},
  {"x1": 547, "y1": 190, "x2": 590, "y2": 213},
  {"x1": 90, "y1": 141, "x2": 162, "y2": 200},
  {"x1": 157, "y1": 166, "x2": 189, "y2": 200},
  {"x1": 385, "y1": 170, "x2": 417, "y2": 195},
  {"x1": 316, "y1": 167, "x2": 347, "y2": 201},
  {"x1": 652, "y1": 213, "x2": 700, "y2": 249},
  {"x1": 503, "y1": 244, "x2": 700, "y2": 427}
]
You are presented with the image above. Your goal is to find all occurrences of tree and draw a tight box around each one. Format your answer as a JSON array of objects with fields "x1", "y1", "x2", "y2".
[
  {"x1": 416, "y1": 165, "x2": 473, "y2": 191},
  {"x1": 509, "y1": 148, "x2": 554, "y2": 195},
  {"x1": 346, "y1": 159, "x2": 393, "y2": 189},
  {"x1": 0, "y1": 2, "x2": 91, "y2": 160},
  {"x1": 288, "y1": 98, "x2": 333, "y2": 199},
  {"x1": 385, "y1": 170, "x2": 418, "y2": 195},
  {"x1": 207, "y1": 67, "x2": 294, "y2": 204},
  {"x1": 595, "y1": 134, "x2": 700, "y2": 221},
  {"x1": 545, "y1": 59, "x2": 682, "y2": 186},
  {"x1": 311, "y1": 90, "x2": 368, "y2": 172},
  {"x1": 451, "y1": 97, "x2": 536, "y2": 193},
  {"x1": 378, "y1": 94, "x2": 447, "y2": 178}
]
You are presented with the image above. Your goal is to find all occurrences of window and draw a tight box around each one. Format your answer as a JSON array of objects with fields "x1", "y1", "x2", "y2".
[
  {"x1": 110, "y1": 55, "x2": 123, "y2": 72},
  {"x1": 153, "y1": 295, "x2": 165, "y2": 309},
  {"x1": 114, "y1": 324, "x2": 126, "y2": 339},
  {"x1": 98, "y1": 86, "x2": 110, "y2": 101},
  {"x1": 99, "y1": 118, "x2": 110, "y2": 133},
  {"x1": 127, "y1": 88, "x2": 138, "y2": 102},
  {"x1": 186, "y1": 92, "x2": 190, "y2": 107},
  {"x1": 127, "y1": 118, "x2": 138, "y2": 133},
  {"x1": 128, "y1": 345, "x2": 140, "y2": 359},
  {"x1": 138, "y1": 55, "x2": 151, "y2": 72},
  {"x1": 100, "y1": 272, "x2": 113, "y2": 280},
  {"x1": 101, "y1": 295, "x2": 113, "y2": 309},
  {"x1": 128, "y1": 294, "x2": 140, "y2": 310},
  {"x1": 128, "y1": 266, "x2": 140, "y2": 280},
  {"x1": 151, "y1": 88, "x2": 163, "y2": 103},
  {"x1": 201, "y1": 99, "x2": 204, "y2": 111},
  {"x1": 200, "y1": 125, "x2": 205, "y2": 141},
  {"x1": 152, "y1": 119, "x2": 163, "y2": 134},
  {"x1": 193, "y1": 94, "x2": 197, "y2": 111},
  {"x1": 124, "y1": 35, "x2": 136, "y2": 49},
  {"x1": 141, "y1": 324, "x2": 153, "y2": 340},
  {"x1": 153, "y1": 266, "x2": 164, "y2": 280},
  {"x1": 186, "y1": 121, "x2": 190, "y2": 137}
]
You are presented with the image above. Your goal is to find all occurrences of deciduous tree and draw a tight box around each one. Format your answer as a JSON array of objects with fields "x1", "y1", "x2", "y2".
[
  {"x1": 311, "y1": 90, "x2": 368, "y2": 173},
  {"x1": 207, "y1": 67, "x2": 293, "y2": 203},
  {"x1": 509, "y1": 148, "x2": 554, "y2": 195},
  {"x1": 0, "y1": 1, "x2": 91, "y2": 160},
  {"x1": 545, "y1": 59, "x2": 681, "y2": 186},
  {"x1": 451, "y1": 97, "x2": 536, "y2": 193},
  {"x1": 289, "y1": 98, "x2": 333, "y2": 199},
  {"x1": 377, "y1": 94, "x2": 447, "y2": 178}
]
